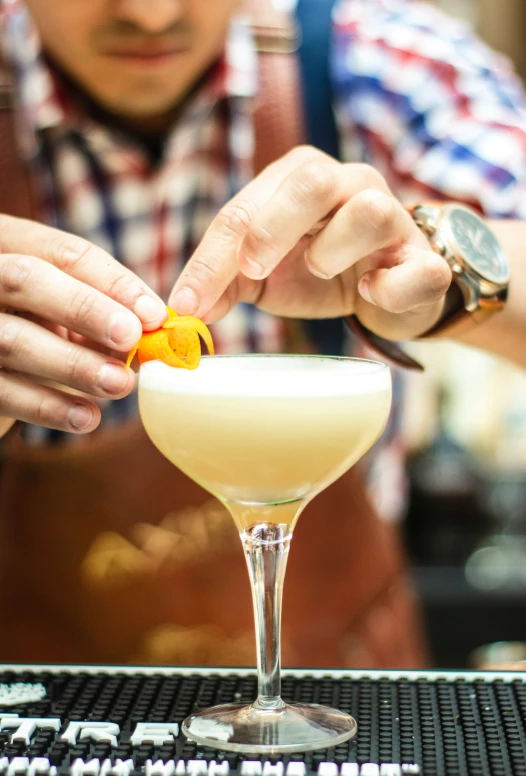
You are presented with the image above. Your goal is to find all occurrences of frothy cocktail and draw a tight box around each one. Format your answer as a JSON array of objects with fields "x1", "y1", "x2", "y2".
[
  {"x1": 139, "y1": 356, "x2": 391, "y2": 531},
  {"x1": 138, "y1": 355, "x2": 392, "y2": 753}
]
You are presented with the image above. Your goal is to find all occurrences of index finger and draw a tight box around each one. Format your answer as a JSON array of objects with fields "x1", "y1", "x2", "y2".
[
  {"x1": 0, "y1": 215, "x2": 167, "y2": 329},
  {"x1": 168, "y1": 146, "x2": 327, "y2": 317}
]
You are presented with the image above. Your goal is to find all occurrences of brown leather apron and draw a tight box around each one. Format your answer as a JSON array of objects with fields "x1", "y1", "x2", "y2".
[{"x1": 0, "y1": 422, "x2": 427, "y2": 668}]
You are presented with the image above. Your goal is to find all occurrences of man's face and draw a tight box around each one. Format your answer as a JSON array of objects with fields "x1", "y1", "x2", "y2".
[{"x1": 24, "y1": 0, "x2": 240, "y2": 119}]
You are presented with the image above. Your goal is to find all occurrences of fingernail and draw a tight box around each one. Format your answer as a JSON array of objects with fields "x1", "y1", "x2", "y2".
[
  {"x1": 134, "y1": 294, "x2": 166, "y2": 324},
  {"x1": 242, "y1": 257, "x2": 265, "y2": 279},
  {"x1": 359, "y1": 278, "x2": 375, "y2": 305},
  {"x1": 308, "y1": 264, "x2": 331, "y2": 280},
  {"x1": 305, "y1": 252, "x2": 331, "y2": 280},
  {"x1": 68, "y1": 403, "x2": 93, "y2": 431},
  {"x1": 98, "y1": 363, "x2": 130, "y2": 395},
  {"x1": 108, "y1": 311, "x2": 140, "y2": 346},
  {"x1": 171, "y1": 287, "x2": 199, "y2": 316}
]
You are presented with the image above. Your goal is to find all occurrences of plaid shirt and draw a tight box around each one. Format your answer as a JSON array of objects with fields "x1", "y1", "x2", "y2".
[
  {"x1": 3, "y1": 0, "x2": 526, "y2": 518},
  {"x1": 332, "y1": 0, "x2": 526, "y2": 216},
  {"x1": 3, "y1": 3, "x2": 282, "y2": 353}
]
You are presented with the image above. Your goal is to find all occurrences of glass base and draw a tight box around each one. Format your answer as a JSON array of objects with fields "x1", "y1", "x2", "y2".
[{"x1": 182, "y1": 702, "x2": 357, "y2": 754}]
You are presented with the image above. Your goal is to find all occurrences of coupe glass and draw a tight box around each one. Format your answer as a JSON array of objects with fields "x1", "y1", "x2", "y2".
[{"x1": 139, "y1": 355, "x2": 391, "y2": 754}]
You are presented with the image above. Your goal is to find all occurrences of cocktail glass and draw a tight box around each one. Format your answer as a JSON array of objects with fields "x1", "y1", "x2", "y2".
[{"x1": 138, "y1": 355, "x2": 392, "y2": 754}]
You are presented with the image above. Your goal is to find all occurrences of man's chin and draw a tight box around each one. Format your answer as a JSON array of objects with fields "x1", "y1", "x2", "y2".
[{"x1": 95, "y1": 92, "x2": 185, "y2": 123}]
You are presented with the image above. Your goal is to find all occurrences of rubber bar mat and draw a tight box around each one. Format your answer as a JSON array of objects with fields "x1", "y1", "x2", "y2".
[{"x1": 0, "y1": 667, "x2": 525, "y2": 776}]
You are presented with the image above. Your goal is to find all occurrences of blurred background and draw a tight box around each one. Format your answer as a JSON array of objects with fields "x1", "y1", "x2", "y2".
[
  {"x1": 2, "y1": 0, "x2": 526, "y2": 674},
  {"x1": 401, "y1": 0, "x2": 526, "y2": 671},
  {"x1": 437, "y1": 0, "x2": 526, "y2": 79}
]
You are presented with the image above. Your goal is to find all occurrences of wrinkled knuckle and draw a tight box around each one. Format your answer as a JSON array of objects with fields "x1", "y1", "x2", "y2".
[
  {"x1": 216, "y1": 201, "x2": 254, "y2": 242},
  {"x1": 189, "y1": 255, "x2": 220, "y2": 283},
  {"x1": 0, "y1": 254, "x2": 34, "y2": 294},
  {"x1": 355, "y1": 190, "x2": 397, "y2": 236},
  {"x1": 66, "y1": 286, "x2": 99, "y2": 327},
  {"x1": 35, "y1": 393, "x2": 57, "y2": 427},
  {"x1": 427, "y1": 256, "x2": 451, "y2": 299},
  {"x1": 243, "y1": 222, "x2": 279, "y2": 258},
  {"x1": 0, "y1": 372, "x2": 10, "y2": 408},
  {"x1": 106, "y1": 272, "x2": 142, "y2": 305},
  {"x1": 65, "y1": 344, "x2": 90, "y2": 384},
  {"x1": 51, "y1": 236, "x2": 92, "y2": 272},
  {"x1": 296, "y1": 162, "x2": 335, "y2": 203},
  {"x1": 0, "y1": 318, "x2": 24, "y2": 360}
]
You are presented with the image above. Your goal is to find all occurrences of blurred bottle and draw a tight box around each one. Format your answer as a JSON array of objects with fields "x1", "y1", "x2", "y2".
[
  {"x1": 404, "y1": 385, "x2": 494, "y2": 566},
  {"x1": 465, "y1": 472, "x2": 526, "y2": 591},
  {"x1": 469, "y1": 640, "x2": 526, "y2": 670}
]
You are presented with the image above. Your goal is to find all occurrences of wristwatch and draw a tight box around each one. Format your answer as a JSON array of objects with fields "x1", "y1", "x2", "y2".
[{"x1": 346, "y1": 202, "x2": 510, "y2": 370}]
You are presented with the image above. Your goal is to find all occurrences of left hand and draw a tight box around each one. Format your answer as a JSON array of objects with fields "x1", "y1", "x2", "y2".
[{"x1": 169, "y1": 147, "x2": 452, "y2": 341}]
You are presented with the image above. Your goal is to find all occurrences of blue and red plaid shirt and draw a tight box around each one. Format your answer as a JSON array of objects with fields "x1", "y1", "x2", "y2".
[
  {"x1": 332, "y1": 0, "x2": 526, "y2": 214},
  {"x1": 2, "y1": 0, "x2": 526, "y2": 517}
]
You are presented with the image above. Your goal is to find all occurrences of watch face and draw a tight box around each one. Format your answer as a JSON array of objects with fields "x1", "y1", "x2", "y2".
[{"x1": 447, "y1": 206, "x2": 509, "y2": 284}]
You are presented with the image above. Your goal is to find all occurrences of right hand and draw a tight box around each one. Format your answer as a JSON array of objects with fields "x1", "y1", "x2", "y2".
[
  {"x1": 169, "y1": 149, "x2": 451, "y2": 342},
  {"x1": 0, "y1": 215, "x2": 167, "y2": 436}
]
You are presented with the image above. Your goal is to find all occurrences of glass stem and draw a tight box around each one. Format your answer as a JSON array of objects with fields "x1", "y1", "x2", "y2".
[{"x1": 241, "y1": 522, "x2": 292, "y2": 710}]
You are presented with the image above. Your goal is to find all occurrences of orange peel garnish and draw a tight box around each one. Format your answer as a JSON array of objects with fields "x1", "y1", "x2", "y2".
[{"x1": 126, "y1": 306, "x2": 214, "y2": 370}]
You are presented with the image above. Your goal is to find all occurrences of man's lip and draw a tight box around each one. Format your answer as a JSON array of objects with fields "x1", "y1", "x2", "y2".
[{"x1": 103, "y1": 47, "x2": 188, "y2": 60}]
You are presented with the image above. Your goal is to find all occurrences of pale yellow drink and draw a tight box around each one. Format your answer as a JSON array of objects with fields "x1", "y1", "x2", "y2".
[{"x1": 139, "y1": 356, "x2": 391, "y2": 531}]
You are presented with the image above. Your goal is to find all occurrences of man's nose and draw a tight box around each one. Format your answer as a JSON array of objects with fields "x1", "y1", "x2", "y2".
[{"x1": 113, "y1": 0, "x2": 185, "y2": 34}]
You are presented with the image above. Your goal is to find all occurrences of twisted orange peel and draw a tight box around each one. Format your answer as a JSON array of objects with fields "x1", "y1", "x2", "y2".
[{"x1": 126, "y1": 307, "x2": 214, "y2": 370}]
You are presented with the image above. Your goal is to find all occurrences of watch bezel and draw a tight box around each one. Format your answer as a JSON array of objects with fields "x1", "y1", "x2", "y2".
[{"x1": 438, "y1": 203, "x2": 510, "y2": 286}]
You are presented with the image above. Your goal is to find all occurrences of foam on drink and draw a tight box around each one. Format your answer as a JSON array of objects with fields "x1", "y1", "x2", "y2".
[
  {"x1": 139, "y1": 356, "x2": 390, "y2": 397},
  {"x1": 139, "y1": 356, "x2": 392, "y2": 531}
]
